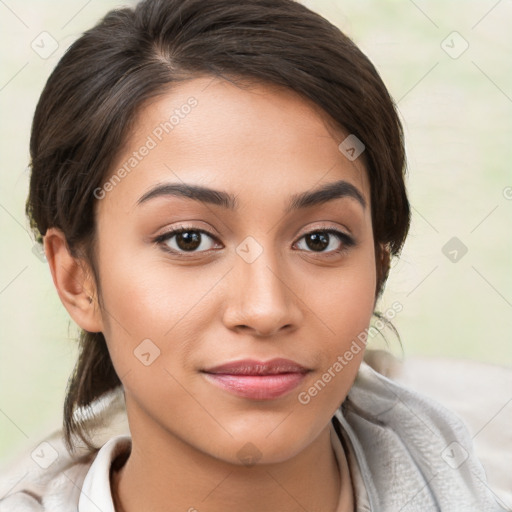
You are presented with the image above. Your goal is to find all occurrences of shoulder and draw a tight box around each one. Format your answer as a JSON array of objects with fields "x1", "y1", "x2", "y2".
[
  {"x1": 0, "y1": 386, "x2": 129, "y2": 511},
  {"x1": 336, "y1": 354, "x2": 511, "y2": 511}
]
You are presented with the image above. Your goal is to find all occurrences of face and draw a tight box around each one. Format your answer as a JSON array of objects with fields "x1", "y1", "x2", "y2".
[{"x1": 91, "y1": 76, "x2": 376, "y2": 465}]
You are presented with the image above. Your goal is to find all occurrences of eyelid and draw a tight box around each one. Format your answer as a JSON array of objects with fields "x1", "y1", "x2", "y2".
[{"x1": 295, "y1": 221, "x2": 353, "y2": 239}]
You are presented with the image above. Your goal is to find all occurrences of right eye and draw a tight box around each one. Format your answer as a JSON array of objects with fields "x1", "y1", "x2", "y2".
[{"x1": 153, "y1": 226, "x2": 222, "y2": 255}]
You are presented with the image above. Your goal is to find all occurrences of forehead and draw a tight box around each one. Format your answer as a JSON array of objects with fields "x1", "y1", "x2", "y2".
[{"x1": 99, "y1": 76, "x2": 370, "y2": 215}]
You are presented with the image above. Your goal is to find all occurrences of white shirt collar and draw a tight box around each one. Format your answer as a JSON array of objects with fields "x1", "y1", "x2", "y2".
[{"x1": 78, "y1": 435, "x2": 131, "y2": 512}]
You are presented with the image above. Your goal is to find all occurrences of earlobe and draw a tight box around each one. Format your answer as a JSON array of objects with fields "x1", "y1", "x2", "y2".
[{"x1": 43, "y1": 227, "x2": 103, "y2": 333}]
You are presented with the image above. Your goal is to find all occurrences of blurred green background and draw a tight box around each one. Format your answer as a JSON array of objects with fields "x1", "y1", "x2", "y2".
[{"x1": 1, "y1": 0, "x2": 511, "y2": 464}]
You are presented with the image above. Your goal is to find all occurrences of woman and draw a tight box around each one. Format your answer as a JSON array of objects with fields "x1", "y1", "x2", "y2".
[{"x1": 0, "y1": 0, "x2": 506, "y2": 510}]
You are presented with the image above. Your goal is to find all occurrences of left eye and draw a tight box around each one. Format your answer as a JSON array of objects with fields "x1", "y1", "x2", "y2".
[{"x1": 295, "y1": 229, "x2": 354, "y2": 254}]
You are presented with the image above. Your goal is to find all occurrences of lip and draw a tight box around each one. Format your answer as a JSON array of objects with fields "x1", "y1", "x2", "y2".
[
  {"x1": 201, "y1": 358, "x2": 310, "y2": 400},
  {"x1": 204, "y1": 358, "x2": 309, "y2": 375}
]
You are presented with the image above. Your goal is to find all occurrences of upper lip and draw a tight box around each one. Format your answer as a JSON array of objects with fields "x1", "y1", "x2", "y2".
[{"x1": 203, "y1": 358, "x2": 310, "y2": 375}]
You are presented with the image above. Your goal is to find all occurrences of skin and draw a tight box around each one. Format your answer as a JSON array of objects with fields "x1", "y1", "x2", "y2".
[{"x1": 44, "y1": 75, "x2": 377, "y2": 511}]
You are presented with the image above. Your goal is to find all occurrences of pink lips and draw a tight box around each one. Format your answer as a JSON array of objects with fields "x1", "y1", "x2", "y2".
[{"x1": 202, "y1": 358, "x2": 310, "y2": 400}]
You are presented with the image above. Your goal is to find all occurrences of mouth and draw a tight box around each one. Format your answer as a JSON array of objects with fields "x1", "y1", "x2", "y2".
[{"x1": 201, "y1": 358, "x2": 310, "y2": 400}]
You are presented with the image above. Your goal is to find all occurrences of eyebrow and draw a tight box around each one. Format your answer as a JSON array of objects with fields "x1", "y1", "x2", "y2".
[{"x1": 136, "y1": 179, "x2": 366, "y2": 212}]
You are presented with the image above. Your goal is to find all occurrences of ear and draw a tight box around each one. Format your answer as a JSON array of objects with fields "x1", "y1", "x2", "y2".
[{"x1": 43, "y1": 227, "x2": 104, "y2": 333}]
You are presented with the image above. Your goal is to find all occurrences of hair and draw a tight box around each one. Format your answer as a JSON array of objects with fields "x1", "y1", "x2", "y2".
[{"x1": 26, "y1": 0, "x2": 410, "y2": 453}]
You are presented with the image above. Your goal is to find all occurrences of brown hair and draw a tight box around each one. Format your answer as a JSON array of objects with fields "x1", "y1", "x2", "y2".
[{"x1": 26, "y1": 0, "x2": 410, "y2": 453}]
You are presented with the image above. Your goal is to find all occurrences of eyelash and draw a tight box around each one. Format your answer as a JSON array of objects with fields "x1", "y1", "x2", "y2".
[{"x1": 153, "y1": 225, "x2": 356, "y2": 258}]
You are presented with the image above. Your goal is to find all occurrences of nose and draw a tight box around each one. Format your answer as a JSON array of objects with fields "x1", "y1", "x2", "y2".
[{"x1": 222, "y1": 250, "x2": 303, "y2": 338}]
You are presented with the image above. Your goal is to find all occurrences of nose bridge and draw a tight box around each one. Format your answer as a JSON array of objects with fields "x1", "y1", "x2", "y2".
[{"x1": 223, "y1": 236, "x2": 301, "y2": 336}]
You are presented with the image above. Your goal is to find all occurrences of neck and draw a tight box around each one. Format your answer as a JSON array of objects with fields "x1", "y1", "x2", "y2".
[{"x1": 111, "y1": 414, "x2": 352, "y2": 512}]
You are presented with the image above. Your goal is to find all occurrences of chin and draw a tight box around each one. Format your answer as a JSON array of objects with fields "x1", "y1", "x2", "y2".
[{"x1": 207, "y1": 421, "x2": 318, "y2": 467}]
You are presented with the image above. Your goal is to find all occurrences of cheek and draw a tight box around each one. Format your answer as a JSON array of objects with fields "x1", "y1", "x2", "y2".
[
  {"x1": 94, "y1": 242, "x2": 223, "y2": 378},
  {"x1": 316, "y1": 247, "x2": 377, "y2": 338},
  {"x1": 329, "y1": 269, "x2": 376, "y2": 340},
  {"x1": 306, "y1": 247, "x2": 376, "y2": 386},
  {"x1": 295, "y1": 277, "x2": 375, "y2": 430}
]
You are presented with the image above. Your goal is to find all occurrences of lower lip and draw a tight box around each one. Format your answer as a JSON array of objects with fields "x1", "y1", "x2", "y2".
[{"x1": 202, "y1": 372, "x2": 307, "y2": 400}]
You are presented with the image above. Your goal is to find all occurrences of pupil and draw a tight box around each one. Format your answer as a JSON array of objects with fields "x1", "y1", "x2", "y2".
[
  {"x1": 177, "y1": 231, "x2": 201, "y2": 251},
  {"x1": 307, "y1": 232, "x2": 328, "y2": 251}
]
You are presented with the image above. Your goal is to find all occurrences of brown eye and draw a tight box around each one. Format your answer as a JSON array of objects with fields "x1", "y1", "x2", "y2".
[
  {"x1": 303, "y1": 232, "x2": 329, "y2": 252},
  {"x1": 173, "y1": 231, "x2": 203, "y2": 251},
  {"x1": 154, "y1": 227, "x2": 220, "y2": 254},
  {"x1": 295, "y1": 229, "x2": 355, "y2": 254}
]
